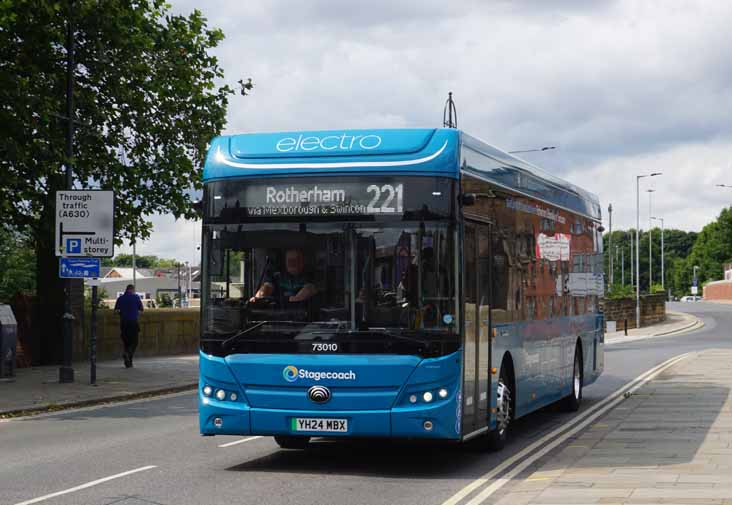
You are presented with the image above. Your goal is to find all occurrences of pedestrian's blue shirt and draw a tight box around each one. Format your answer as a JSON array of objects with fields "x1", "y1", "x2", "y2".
[{"x1": 115, "y1": 292, "x2": 143, "y2": 321}]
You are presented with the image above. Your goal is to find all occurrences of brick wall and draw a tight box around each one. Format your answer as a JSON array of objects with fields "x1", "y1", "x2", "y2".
[
  {"x1": 74, "y1": 308, "x2": 199, "y2": 362},
  {"x1": 602, "y1": 293, "x2": 666, "y2": 330},
  {"x1": 704, "y1": 280, "x2": 732, "y2": 300}
]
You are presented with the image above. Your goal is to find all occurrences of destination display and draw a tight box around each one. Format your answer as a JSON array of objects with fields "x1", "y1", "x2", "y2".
[
  {"x1": 245, "y1": 182, "x2": 404, "y2": 217},
  {"x1": 207, "y1": 177, "x2": 455, "y2": 221}
]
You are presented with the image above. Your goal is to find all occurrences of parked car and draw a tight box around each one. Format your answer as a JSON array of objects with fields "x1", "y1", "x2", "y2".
[{"x1": 680, "y1": 295, "x2": 703, "y2": 302}]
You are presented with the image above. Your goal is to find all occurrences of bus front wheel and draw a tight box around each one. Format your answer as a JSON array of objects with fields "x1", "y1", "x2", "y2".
[{"x1": 274, "y1": 435, "x2": 311, "y2": 449}]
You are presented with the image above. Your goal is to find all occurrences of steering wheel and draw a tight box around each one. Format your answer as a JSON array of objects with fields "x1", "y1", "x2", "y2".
[{"x1": 248, "y1": 296, "x2": 278, "y2": 307}]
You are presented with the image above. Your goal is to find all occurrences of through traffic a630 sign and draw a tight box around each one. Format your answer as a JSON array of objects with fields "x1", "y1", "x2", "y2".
[{"x1": 55, "y1": 190, "x2": 114, "y2": 257}]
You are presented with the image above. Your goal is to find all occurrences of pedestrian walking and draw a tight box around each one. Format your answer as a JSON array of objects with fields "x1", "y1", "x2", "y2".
[{"x1": 114, "y1": 284, "x2": 143, "y2": 368}]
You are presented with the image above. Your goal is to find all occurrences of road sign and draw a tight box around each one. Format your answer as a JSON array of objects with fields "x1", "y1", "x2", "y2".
[
  {"x1": 55, "y1": 190, "x2": 114, "y2": 257},
  {"x1": 691, "y1": 286, "x2": 698, "y2": 295},
  {"x1": 59, "y1": 257, "x2": 101, "y2": 278}
]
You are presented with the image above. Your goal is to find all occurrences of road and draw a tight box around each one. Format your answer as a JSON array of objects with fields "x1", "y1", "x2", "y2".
[{"x1": 1, "y1": 301, "x2": 729, "y2": 505}]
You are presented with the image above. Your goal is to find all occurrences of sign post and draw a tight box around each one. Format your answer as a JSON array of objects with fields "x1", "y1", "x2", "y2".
[
  {"x1": 88, "y1": 279, "x2": 100, "y2": 386},
  {"x1": 55, "y1": 190, "x2": 113, "y2": 384}
]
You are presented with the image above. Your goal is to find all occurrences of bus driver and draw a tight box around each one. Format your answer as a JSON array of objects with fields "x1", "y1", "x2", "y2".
[{"x1": 249, "y1": 249, "x2": 317, "y2": 303}]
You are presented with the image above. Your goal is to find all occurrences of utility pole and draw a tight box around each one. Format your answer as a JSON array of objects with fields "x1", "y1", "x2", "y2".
[
  {"x1": 177, "y1": 262, "x2": 182, "y2": 307},
  {"x1": 630, "y1": 232, "x2": 634, "y2": 288},
  {"x1": 636, "y1": 173, "x2": 662, "y2": 328},
  {"x1": 59, "y1": 3, "x2": 76, "y2": 384},
  {"x1": 652, "y1": 217, "x2": 665, "y2": 290},
  {"x1": 621, "y1": 247, "x2": 625, "y2": 286},
  {"x1": 132, "y1": 240, "x2": 137, "y2": 289},
  {"x1": 647, "y1": 189, "x2": 655, "y2": 289},
  {"x1": 608, "y1": 203, "x2": 613, "y2": 286}
]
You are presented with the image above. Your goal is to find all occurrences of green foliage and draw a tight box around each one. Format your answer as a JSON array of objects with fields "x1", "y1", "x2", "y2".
[
  {"x1": 102, "y1": 254, "x2": 180, "y2": 269},
  {"x1": 650, "y1": 283, "x2": 665, "y2": 294},
  {"x1": 156, "y1": 292, "x2": 173, "y2": 307},
  {"x1": 604, "y1": 228, "x2": 697, "y2": 297},
  {"x1": 84, "y1": 286, "x2": 109, "y2": 311},
  {"x1": 1, "y1": 0, "x2": 249, "y2": 242},
  {"x1": 605, "y1": 283, "x2": 635, "y2": 300},
  {"x1": 677, "y1": 207, "x2": 732, "y2": 293},
  {"x1": 0, "y1": 225, "x2": 36, "y2": 302}
]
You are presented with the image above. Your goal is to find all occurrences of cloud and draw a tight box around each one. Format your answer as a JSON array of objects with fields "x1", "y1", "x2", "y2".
[{"x1": 134, "y1": 0, "x2": 732, "y2": 262}]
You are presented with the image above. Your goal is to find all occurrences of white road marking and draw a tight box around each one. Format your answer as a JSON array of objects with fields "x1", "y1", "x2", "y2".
[
  {"x1": 218, "y1": 436, "x2": 263, "y2": 448},
  {"x1": 441, "y1": 352, "x2": 692, "y2": 505},
  {"x1": 13, "y1": 465, "x2": 157, "y2": 505}
]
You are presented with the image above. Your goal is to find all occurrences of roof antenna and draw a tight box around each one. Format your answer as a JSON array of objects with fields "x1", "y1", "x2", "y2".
[{"x1": 443, "y1": 91, "x2": 458, "y2": 128}]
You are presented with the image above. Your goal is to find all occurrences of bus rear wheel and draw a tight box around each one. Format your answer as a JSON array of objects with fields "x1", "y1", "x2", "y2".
[
  {"x1": 274, "y1": 435, "x2": 311, "y2": 449},
  {"x1": 562, "y1": 346, "x2": 583, "y2": 412},
  {"x1": 484, "y1": 366, "x2": 512, "y2": 451}
]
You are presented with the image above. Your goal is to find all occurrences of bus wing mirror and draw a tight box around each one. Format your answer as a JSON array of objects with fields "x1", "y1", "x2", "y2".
[{"x1": 192, "y1": 199, "x2": 203, "y2": 217}]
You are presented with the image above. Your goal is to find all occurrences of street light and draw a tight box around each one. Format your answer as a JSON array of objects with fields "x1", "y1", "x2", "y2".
[
  {"x1": 636, "y1": 172, "x2": 662, "y2": 328},
  {"x1": 508, "y1": 146, "x2": 557, "y2": 154},
  {"x1": 647, "y1": 189, "x2": 655, "y2": 288},
  {"x1": 651, "y1": 216, "x2": 665, "y2": 291},
  {"x1": 608, "y1": 203, "x2": 613, "y2": 285}
]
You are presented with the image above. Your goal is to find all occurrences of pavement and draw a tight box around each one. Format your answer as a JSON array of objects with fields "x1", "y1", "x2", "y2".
[
  {"x1": 0, "y1": 354, "x2": 198, "y2": 417},
  {"x1": 605, "y1": 309, "x2": 703, "y2": 345},
  {"x1": 493, "y1": 348, "x2": 732, "y2": 505}
]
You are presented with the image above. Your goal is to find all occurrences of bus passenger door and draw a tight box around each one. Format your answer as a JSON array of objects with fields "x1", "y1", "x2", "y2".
[{"x1": 463, "y1": 222, "x2": 492, "y2": 436}]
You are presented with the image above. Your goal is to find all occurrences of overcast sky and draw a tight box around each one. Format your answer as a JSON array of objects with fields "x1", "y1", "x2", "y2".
[{"x1": 121, "y1": 0, "x2": 732, "y2": 264}]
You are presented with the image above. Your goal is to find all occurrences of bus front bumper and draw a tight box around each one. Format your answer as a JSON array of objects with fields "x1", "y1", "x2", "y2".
[{"x1": 199, "y1": 397, "x2": 461, "y2": 440}]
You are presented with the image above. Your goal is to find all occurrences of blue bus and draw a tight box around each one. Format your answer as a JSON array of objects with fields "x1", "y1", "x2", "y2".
[{"x1": 198, "y1": 128, "x2": 604, "y2": 449}]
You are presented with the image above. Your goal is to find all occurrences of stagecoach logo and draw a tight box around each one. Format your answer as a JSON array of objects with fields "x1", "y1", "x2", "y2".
[
  {"x1": 307, "y1": 385, "x2": 332, "y2": 404},
  {"x1": 282, "y1": 365, "x2": 357, "y2": 382},
  {"x1": 283, "y1": 365, "x2": 299, "y2": 382}
]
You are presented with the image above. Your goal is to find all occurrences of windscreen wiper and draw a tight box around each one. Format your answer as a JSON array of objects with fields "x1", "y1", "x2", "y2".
[{"x1": 222, "y1": 321, "x2": 269, "y2": 349}]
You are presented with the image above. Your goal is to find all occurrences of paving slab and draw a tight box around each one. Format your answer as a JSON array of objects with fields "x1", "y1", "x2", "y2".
[
  {"x1": 490, "y1": 349, "x2": 732, "y2": 505},
  {"x1": 0, "y1": 354, "x2": 198, "y2": 416}
]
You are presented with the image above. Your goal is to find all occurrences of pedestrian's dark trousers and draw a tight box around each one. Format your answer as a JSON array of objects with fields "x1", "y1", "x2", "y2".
[{"x1": 120, "y1": 319, "x2": 140, "y2": 358}]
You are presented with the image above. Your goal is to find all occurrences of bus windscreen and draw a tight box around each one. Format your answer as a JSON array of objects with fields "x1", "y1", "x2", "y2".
[{"x1": 201, "y1": 221, "x2": 459, "y2": 357}]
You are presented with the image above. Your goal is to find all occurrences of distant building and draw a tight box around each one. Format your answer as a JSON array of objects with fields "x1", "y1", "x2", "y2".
[
  {"x1": 87, "y1": 266, "x2": 201, "y2": 307},
  {"x1": 703, "y1": 264, "x2": 732, "y2": 300}
]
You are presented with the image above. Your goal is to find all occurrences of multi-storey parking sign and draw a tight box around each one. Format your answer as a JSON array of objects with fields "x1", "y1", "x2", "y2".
[{"x1": 55, "y1": 190, "x2": 114, "y2": 257}]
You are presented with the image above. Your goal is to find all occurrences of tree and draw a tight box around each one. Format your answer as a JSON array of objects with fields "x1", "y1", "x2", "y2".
[
  {"x1": 604, "y1": 228, "x2": 698, "y2": 297},
  {"x1": 1, "y1": 0, "x2": 250, "y2": 363},
  {"x1": 678, "y1": 207, "x2": 732, "y2": 294},
  {"x1": 101, "y1": 254, "x2": 179, "y2": 269},
  {"x1": 0, "y1": 225, "x2": 36, "y2": 302}
]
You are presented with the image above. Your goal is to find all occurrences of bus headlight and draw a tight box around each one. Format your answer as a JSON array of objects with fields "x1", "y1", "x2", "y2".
[
  {"x1": 202, "y1": 385, "x2": 213, "y2": 397},
  {"x1": 423, "y1": 391, "x2": 433, "y2": 403},
  {"x1": 409, "y1": 394, "x2": 418, "y2": 404},
  {"x1": 438, "y1": 388, "x2": 448, "y2": 399},
  {"x1": 215, "y1": 389, "x2": 226, "y2": 401}
]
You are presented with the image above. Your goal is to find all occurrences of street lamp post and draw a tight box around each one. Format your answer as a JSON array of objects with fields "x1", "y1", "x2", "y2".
[
  {"x1": 647, "y1": 189, "x2": 655, "y2": 289},
  {"x1": 630, "y1": 232, "x2": 634, "y2": 287},
  {"x1": 636, "y1": 173, "x2": 662, "y2": 328},
  {"x1": 621, "y1": 246, "x2": 625, "y2": 286},
  {"x1": 608, "y1": 203, "x2": 613, "y2": 286},
  {"x1": 651, "y1": 216, "x2": 665, "y2": 291}
]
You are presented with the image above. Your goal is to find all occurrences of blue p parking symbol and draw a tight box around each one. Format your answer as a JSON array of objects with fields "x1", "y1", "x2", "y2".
[{"x1": 66, "y1": 238, "x2": 82, "y2": 254}]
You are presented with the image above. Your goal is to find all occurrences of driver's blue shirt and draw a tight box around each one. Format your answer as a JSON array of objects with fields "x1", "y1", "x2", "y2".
[{"x1": 265, "y1": 272, "x2": 310, "y2": 298}]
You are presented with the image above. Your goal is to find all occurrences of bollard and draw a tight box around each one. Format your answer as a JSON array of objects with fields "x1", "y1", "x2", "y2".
[{"x1": 624, "y1": 319, "x2": 628, "y2": 336}]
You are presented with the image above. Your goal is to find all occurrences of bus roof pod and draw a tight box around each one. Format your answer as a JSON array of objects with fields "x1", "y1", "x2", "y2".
[{"x1": 204, "y1": 128, "x2": 601, "y2": 222}]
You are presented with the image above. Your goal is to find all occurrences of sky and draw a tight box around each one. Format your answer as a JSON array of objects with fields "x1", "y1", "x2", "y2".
[{"x1": 119, "y1": 0, "x2": 732, "y2": 264}]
